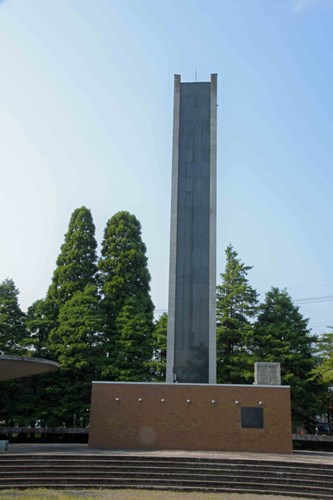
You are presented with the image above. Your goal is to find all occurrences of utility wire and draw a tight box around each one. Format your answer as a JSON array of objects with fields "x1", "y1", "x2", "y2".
[
  {"x1": 155, "y1": 295, "x2": 333, "y2": 324},
  {"x1": 294, "y1": 295, "x2": 333, "y2": 304}
]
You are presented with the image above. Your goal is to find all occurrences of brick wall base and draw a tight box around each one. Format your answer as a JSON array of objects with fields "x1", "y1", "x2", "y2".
[{"x1": 88, "y1": 382, "x2": 292, "y2": 454}]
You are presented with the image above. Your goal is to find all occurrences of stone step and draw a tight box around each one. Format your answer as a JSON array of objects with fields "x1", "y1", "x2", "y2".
[
  {"x1": 2, "y1": 455, "x2": 333, "y2": 472},
  {"x1": 2, "y1": 454, "x2": 332, "y2": 470},
  {"x1": 0, "y1": 467, "x2": 333, "y2": 485},
  {"x1": 1, "y1": 454, "x2": 332, "y2": 498},
  {"x1": 0, "y1": 463, "x2": 331, "y2": 474},
  {"x1": 1, "y1": 461, "x2": 333, "y2": 480}
]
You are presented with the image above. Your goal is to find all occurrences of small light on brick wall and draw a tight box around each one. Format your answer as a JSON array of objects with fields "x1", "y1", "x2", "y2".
[
  {"x1": 258, "y1": 401, "x2": 263, "y2": 405},
  {"x1": 138, "y1": 398, "x2": 143, "y2": 402},
  {"x1": 211, "y1": 400, "x2": 216, "y2": 404},
  {"x1": 235, "y1": 400, "x2": 239, "y2": 404},
  {"x1": 161, "y1": 398, "x2": 166, "y2": 403},
  {"x1": 186, "y1": 399, "x2": 191, "y2": 404},
  {"x1": 115, "y1": 397, "x2": 120, "y2": 402}
]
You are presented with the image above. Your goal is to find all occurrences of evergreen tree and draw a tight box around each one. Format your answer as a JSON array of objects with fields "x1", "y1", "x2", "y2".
[
  {"x1": 99, "y1": 211, "x2": 153, "y2": 313},
  {"x1": 314, "y1": 330, "x2": 333, "y2": 384},
  {"x1": 21, "y1": 207, "x2": 100, "y2": 426},
  {"x1": 1, "y1": 295, "x2": 58, "y2": 427},
  {"x1": 0, "y1": 378, "x2": 36, "y2": 426},
  {"x1": 25, "y1": 298, "x2": 58, "y2": 357},
  {"x1": 49, "y1": 284, "x2": 104, "y2": 371},
  {"x1": 99, "y1": 211, "x2": 154, "y2": 379},
  {"x1": 0, "y1": 279, "x2": 34, "y2": 425},
  {"x1": 150, "y1": 312, "x2": 167, "y2": 381},
  {"x1": 112, "y1": 296, "x2": 154, "y2": 381},
  {"x1": 311, "y1": 330, "x2": 333, "y2": 433},
  {"x1": 0, "y1": 278, "x2": 27, "y2": 355},
  {"x1": 47, "y1": 206, "x2": 98, "y2": 307},
  {"x1": 45, "y1": 284, "x2": 105, "y2": 425},
  {"x1": 253, "y1": 287, "x2": 325, "y2": 428},
  {"x1": 216, "y1": 245, "x2": 258, "y2": 383}
]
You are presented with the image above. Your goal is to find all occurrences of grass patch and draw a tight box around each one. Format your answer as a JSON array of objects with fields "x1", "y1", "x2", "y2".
[{"x1": 0, "y1": 489, "x2": 305, "y2": 499}]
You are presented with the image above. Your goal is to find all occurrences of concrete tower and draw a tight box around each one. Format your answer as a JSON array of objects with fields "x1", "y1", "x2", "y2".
[{"x1": 166, "y1": 74, "x2": 217, "y2": 384}]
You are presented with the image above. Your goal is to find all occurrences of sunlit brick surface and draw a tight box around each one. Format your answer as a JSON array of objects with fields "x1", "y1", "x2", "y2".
[{"x1": 89, "y1": 382, "x2": 292, "y2": 454}]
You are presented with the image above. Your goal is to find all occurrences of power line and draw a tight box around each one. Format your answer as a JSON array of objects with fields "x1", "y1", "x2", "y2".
[
  {"x1": 155, "y1": 295, "x2": 333, "y2": 324},
  {"x1": 288, "y1": 283, "x2": 333, "y2": 290},
  {"x1": 156, "y1": 296, "x2": 333, "y2": 307},
  {"x1": 294, "y1": 295, "x2": 333, "y2": 304},
  {"x1": 309, "y1": 324, "x2": 333, "y2": 328},
  {"x1": 156, "y1": 290, "x2": 333, "y2": 307}
]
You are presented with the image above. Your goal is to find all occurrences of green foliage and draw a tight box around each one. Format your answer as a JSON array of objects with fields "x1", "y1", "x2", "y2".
[
  {"x1": 99, "y1": 211, "x2": 152, "y2": 310},
  {"x1": 99, "y1": 211, "x2": 154, "y2": 380},
  {"x1": 0, "y1": 209, "x2": 158, "y2": 424},
  {"x1": 107, "y1": 296, "x2": 154, "y2": 381},
  {"x1": 0, "y1": 287, "x2": 57, "y2": 426},
  {"x1": 12, "y1": 284, "x2": 105, "y2": 427},
  {"x1": 0, "y1": 278, "x2": 27, "y2": 355},
  {"x1": 49, "y1": 285, "x2": 104, "y2": 369},
  {"x1": 150, "y1": 312, "x2": 167, "y2": 381},
  {"x1": 0, "y1": 378, "x2": 36, "y2": 426},
  {"x1": 25, "y1": 298, "x2": 58, "y2": 357},
  {"x1": 3, "y1": 207, "x2": 101, "y2": 426},
  {"x1": 314, "y1": 331, "x2": 333, "y2": 384},
  {"x1": 47, "y1": 207, "x2": 98, "y2": 307},
  {"x1": 35, "y1": 371, "x2": 91, "y2": 427},
  {"x1": 45, "y1": 284, "x2": 105, "y2": 425},
  {"x1": 216, "y1": 245, "x2": 258, "y2": 383},
  {"x1": 23, "y1": 207, "x2": 101, "y2": 425},
  {"x1": 253, "y1": 287, "x2": 326, "y2": 427},
  {"x1": 312, "y1": 331, "x2": 333, "y2": 429}
]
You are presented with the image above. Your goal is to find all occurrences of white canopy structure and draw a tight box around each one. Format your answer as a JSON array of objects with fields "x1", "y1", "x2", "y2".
[{"x1": 0, "y1": 355, "x2": 59, "y2": 381}]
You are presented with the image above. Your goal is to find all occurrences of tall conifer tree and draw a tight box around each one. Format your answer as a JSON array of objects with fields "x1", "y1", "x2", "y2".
[
  {"x1": 99, "y1": 211, "x2": 154, "y2": 379},
  {"x1": 112, "y1": 296, "x2": 154, "y2": 381},
  {"x1": 253, "y1": 287, "x2": 325, "y2": 428},
  {"x1": 0, "y1": 278, "x2": 27, "y2": 355},
  {"x1": 25, "y1": 298, "x2": 58, "y2": 357},
  {"x1": 216, "y1": 245, "x2": 258, "y2": 383},
  {"x1": 47, "y1": 206, "x2": 98, "y2": 307},
  {"x1": 151, "y1": 312, "x2": 167, "y2": 381},
  {"x1": 45, "y1": 284, "x2": 105, "y2": 425},
  {"x1": 26, "y1": 207, "x2": 100, "y2": 426},
  {"x1": 313, "y1": 330, "x2": 333, "y2": 432},
  {"x1": 314, "y1": 330, "x2": 333, "y2": 384},
  {"x1": 0, "y1": 279, "x2": 32, "y2": 426}
]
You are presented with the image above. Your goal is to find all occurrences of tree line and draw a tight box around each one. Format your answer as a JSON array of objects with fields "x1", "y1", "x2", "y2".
[
  {"x1": 216, "y1": 245, "x2": 329, "y2": 430},
  {"x1": 0, "y1": 207, "x2": 331, "y2": 431}
]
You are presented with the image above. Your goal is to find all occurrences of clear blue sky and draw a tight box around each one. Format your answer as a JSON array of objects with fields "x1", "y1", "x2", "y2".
[{"x1": 1, "y1": 0, "x2": 333, "y2": 333}]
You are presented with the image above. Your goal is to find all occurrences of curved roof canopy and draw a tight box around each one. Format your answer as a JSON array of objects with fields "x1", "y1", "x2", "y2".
[{"x1": 0, "y1": 355, "x2": 59, "y2": 382}]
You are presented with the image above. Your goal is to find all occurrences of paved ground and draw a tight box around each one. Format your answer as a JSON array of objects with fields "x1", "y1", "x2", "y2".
[{"x1": 3, "y1": 443, "x2": 333, "y2": 465}]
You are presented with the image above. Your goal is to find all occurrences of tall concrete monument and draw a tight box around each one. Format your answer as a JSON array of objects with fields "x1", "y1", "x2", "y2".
[
  {"x1": 89, "y1": 74, "x2": 293, "y2": 454},
  {"x1": 166, "y1": 74, "x2": 217, "y2": 384}
]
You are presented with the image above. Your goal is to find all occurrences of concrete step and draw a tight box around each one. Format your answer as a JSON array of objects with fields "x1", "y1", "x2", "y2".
[
  {"x1": 0, "y1": 464, "x2": 332, "y2": 479},
  {"x1": 0, "y1": 468, "x2": 333, "y2": 486},
  {"x1": 2, "y1": 455, "x2": 333, "y2": 471},
  {"x1": 3, "y1": 454, "x2": 333, "y2": 468},
  {"x1": 1, "y1": 454, "x2": 332, "y2": 498}
]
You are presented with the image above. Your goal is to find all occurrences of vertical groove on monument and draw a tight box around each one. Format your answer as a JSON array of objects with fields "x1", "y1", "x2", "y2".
[{"x1": 167, "y1": 74, "x2": 217, "y2": 384}]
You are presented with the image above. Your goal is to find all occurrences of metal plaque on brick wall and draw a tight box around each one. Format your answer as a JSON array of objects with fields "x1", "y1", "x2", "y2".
[{"x1": 254, "y1": 362, "x2": 281, "y2": 385}]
